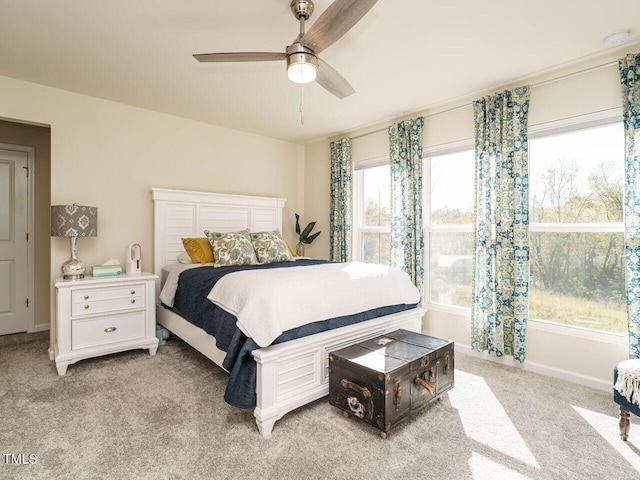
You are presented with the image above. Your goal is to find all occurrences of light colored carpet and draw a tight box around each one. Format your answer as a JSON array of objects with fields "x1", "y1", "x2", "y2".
[{"x1": 1, "y1": 331, "x2": 639, "y2": 480}]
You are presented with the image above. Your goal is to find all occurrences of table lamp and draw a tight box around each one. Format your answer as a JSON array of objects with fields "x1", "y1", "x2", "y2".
[{"x1": 51, "y1": 204, "x2": 98, "y2": 279}]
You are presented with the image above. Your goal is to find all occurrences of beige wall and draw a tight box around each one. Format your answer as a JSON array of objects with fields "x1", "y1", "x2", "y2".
[
  {"x1": 303, "y1": 141, "x2": 331, "y2": 260},
  {"x1": 303, "y1": 47, "x2": 636, "y2": 389},
  {"x1": 0, "y1": 120, "x2": 51, "y2": 330},
  {"x1": 0, "y1": 75, "x2": 305, "y2": 335}
]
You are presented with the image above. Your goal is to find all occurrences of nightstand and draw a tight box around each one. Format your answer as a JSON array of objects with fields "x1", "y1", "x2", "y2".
[{"x1": 53, "y1": 272, "x2": 159, "y2": 375}]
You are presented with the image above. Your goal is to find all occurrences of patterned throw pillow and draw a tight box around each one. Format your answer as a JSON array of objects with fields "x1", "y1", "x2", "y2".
[
  {"x1": 251, "y1": 230, "x2": 293, "y2": 264},
  {"x1": 204, "y1": 229, "x2": 258, "y2": 267}
]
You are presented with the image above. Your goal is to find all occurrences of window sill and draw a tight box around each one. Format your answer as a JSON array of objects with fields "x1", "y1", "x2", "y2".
[{"x1": 426, "y1": 301, "x2": 628, "y2": 345}]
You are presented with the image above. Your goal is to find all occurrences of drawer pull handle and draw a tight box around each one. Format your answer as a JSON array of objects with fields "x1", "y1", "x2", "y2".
[
  {"x1": 131, "y1": 299, "x2": 136, "y2": 304},
  {"x1": 104, "y1": 327, "x2": 117, "y2": 333},
  {"x1": 131, "y1": 290, "x2": 136, "y2": 295},
  {"x1": 84, "y1": 305, "x2": 90, "y2": 310},
  {"x1": 84, "y1": 295, "x2": 89, "y2": 300}
]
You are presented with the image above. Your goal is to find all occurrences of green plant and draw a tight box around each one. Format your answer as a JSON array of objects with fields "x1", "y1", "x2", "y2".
[{"x1": 295, "y1": 213, "x2": 321, "y2": 244}]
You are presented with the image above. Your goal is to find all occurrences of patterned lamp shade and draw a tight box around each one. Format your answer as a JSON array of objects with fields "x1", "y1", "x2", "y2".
[{"x1": 51, "y1": 205, "x2": 98, "y2": 237}]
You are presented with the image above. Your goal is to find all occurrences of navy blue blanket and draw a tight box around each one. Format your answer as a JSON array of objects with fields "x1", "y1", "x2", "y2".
[{"x1": 168, "y1": 259, "x2": 416, "y2": 408}]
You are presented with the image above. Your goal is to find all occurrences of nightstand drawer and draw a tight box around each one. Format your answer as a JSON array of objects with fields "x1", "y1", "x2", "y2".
[
  {"x1": 72, "y1": 311, "x2": 146, "y2": 350},
  {"x1": 71, "y1": 284, "x2": 145, "y2": 316}
]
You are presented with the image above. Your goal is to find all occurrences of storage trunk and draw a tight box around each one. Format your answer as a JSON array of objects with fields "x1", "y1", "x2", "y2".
[{"x1": 328, "y1": 329, "x2": 454, "y2": 438}]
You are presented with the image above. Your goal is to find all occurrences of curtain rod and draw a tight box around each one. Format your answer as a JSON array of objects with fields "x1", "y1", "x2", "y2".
[{"x1": 349, "y1": 59, "x2": 619, "y2": 141}]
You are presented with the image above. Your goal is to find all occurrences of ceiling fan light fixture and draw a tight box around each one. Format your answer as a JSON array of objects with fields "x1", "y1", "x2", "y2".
[{"x1": 287, "y1": 52, "x2": 318, "y2": 84}]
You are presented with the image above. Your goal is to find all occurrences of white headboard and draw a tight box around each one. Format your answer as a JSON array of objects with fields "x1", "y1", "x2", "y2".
[{"x1": 152, "y1": 188, "x2": 286, "y2": 277}]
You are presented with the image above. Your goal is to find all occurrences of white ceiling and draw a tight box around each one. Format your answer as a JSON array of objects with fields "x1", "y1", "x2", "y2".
[{"x1": 1, "y1": 0, "x2": 639, "y2": 145}]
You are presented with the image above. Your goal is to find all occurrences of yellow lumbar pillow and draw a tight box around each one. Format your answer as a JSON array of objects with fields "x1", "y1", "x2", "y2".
[
  {"x1": 181, "y1": 237, "x2": 214, "y2": 264},
  {"x1": 285, "y1": 241, "x2": 298, "y2": 257}
]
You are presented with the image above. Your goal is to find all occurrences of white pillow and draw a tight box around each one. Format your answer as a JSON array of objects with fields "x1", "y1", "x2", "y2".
[{"x1": 177, "y1": 252, "x2": 193, "y2": 264}]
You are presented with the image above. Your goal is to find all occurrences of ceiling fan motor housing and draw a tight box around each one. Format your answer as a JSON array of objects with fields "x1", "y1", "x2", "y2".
[
  {"x1": 286, "y1": 43, "x2": 318, "y2": 65},
  {"x1": 291, "y1": 0, "x2": 314, "y2": 20}
]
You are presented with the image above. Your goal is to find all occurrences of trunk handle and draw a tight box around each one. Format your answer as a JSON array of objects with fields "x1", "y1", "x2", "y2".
[{"x1": 340, "y1": 379, "x2": 372, "y2": 398}]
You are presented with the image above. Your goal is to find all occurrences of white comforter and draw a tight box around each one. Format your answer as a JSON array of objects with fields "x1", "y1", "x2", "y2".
[{"x1": 207, "y1": 262, "x2": 420, "y2": 348}]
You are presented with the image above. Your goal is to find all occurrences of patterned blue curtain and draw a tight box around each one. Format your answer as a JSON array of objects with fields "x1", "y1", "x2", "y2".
[
  {"x1": 471, "y1": 86, "x2": 531, "y2": 363},
  {"x1": 388, "y1": 117, "x2": 425, "y2": 301},
  {"x1": 330, "y1": 138, "x2": 353, "y2": 262},
  {"x1": 620, "y1": 53, "x2": 640, "y2": 359}
]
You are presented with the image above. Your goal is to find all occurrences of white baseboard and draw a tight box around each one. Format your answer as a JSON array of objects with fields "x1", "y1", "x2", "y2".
[
  {"x1": 455, "y1": 343, "x2": 611, "y2": 392},
  {"x1": 30, "y1": 323, "x2": 50, "y2": 333}
]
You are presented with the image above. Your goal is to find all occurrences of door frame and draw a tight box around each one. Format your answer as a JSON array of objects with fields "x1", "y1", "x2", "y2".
[{"x1": 0, "y1": 143, "x2": 35, "y2": 333}]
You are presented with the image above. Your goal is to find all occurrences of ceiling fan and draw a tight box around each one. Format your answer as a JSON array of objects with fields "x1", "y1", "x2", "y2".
[{"x1": 193, "y1": 0, "x2": 378, "y2": 99}]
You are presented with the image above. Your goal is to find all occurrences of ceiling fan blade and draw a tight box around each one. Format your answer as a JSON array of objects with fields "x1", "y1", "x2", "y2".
[
  {"x1": 316, "y1": 58, "x2": 355, "y2": 99},
  {"x1": 300, "y1": 0, "x2": 378, "y2": 53},
  {"x1": 194, "y1": 52, "x2": 286, "y2": 63}
]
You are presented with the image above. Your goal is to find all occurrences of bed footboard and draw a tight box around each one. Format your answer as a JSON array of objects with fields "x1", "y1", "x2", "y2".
[{"x1": 252, "y1": 307, "x2": 425, "y2": 438}]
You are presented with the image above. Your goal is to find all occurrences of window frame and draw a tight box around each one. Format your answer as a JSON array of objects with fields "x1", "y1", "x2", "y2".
[
  {"x1": 424, "y1": 139, "x2": 475, "y2": 313},
  {"x1": 526, "y1": 110, "x2": 625, "y2": 333},
  {"x1": 353, "y1": 156, "x2": 391, "y2": 263}
]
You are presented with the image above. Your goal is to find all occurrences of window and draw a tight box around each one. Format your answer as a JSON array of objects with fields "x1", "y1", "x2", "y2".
[
  {"x1": 354, "y1": 162, "x2": 391, "y2": 264},
  {"x1": 426, "y1": 148, "x2": 475, "y2": 308},
  {"x1": 529, "y1": 120, "x2": 625, "y2": 333},
  {"x1": 352, "y1": 116, "x2": 626, "y2": 335}
]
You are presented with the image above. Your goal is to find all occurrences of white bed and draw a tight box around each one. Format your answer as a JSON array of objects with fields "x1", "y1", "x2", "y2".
[{"x1": 152, "y1": 188, "x2": 425, "y2": 438}]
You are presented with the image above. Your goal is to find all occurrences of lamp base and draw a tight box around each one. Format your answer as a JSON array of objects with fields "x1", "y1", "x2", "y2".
[
  {"x1": 63, "y1": 274, "x2": 85, "y2": 280},
  {"x1": 61, "y1": 257, "x2": 86, "y2": 280}
]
